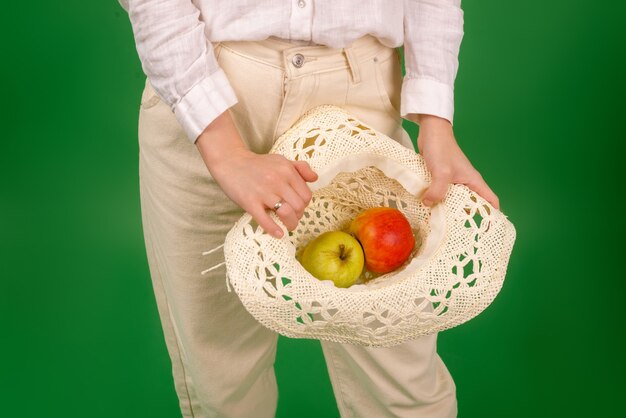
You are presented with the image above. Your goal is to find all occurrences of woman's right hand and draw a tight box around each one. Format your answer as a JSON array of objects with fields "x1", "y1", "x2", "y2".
[{"x1": 196, "y1": 111, "x2": 318, "y2": 238}]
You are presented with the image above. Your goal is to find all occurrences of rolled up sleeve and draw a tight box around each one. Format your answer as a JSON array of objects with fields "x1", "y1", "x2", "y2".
[
  {"x1": 126, "y1": 0, "x2": 238, "y2": 142},
  {"x1": 402, "y1": 0, "x2": 464, "y2": 125}
]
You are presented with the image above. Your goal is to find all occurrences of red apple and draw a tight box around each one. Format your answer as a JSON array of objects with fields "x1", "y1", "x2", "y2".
[{"x1": 348, "y1": 207, "x2": 415, "y2": 274}]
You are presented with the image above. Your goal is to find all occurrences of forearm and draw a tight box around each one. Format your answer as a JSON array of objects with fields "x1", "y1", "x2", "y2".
[
  {"x1": 127, "y1": 0, "x2": 237, "y2": 142},
  {"x1": 402, "y1": 0, "x2": 464, "y2": 124}
]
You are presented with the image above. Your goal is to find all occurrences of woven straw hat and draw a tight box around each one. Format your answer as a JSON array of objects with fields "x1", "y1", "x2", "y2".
[{"x1": 215, "y1": 105, "x2": 516, "y2": 347}]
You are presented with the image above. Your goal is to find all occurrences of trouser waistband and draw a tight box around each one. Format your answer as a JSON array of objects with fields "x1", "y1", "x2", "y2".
[{"x1": 217, "y1": 35, "x2": 396, "y2": 84}]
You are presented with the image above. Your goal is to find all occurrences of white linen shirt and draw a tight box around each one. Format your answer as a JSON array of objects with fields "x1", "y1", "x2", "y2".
[{"x1": 120, "y1": 0, "x2": 464, "y2": 142}]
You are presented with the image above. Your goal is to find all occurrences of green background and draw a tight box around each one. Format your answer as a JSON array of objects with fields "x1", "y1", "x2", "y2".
[{"x1": 1, "y1": 1, "x2": 624, "y2": 417}]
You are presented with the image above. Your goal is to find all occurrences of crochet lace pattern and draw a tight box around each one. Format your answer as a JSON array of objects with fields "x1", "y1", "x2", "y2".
[{"x1": 211, "y1": 105, "x2": 516, "y2": 347}]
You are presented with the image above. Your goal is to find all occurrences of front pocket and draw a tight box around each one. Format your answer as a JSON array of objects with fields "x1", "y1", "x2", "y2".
[
  {"x1": 373, "y1": 51, "x2": 402, "y2": 120},
  {"x1": 140, "y1": 78, "x2": 160, "y2": 110}
]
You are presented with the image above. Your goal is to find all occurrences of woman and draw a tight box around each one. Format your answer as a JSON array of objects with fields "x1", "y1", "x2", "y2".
[{"x1": 121, "y1": 1, "x2": 499, "y2": 417}]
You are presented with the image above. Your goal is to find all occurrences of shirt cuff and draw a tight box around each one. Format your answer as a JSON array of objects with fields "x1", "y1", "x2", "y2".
[
  {"x1": 173, "y1": 69, "x2": 239, "y2": 143},
  {"x1": 401, "y1": 77, "x2": 455, "y2": 125}
]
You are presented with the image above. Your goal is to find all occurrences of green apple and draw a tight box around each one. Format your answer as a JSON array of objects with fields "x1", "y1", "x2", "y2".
[{"x1": 299, "y1": 231, "x2": 364, "y2": 288}]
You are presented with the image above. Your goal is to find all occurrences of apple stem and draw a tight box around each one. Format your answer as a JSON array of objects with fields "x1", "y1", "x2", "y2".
[{"x1": 339, "y1": 244, "x2": 347, "y2": 260}]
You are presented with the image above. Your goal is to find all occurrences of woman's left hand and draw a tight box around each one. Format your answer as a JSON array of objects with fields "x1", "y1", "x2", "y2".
[{"x1": 413, "y1": 114, "x2": 500, "y2": 210}]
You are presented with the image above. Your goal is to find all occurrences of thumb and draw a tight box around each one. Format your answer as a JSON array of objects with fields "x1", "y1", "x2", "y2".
[
  {"x1": 421, "y1": 170, "x2": 451, "y2": 207},
  {"x1": 292, "y1": 161, "x2": 318, "y2": 182}
]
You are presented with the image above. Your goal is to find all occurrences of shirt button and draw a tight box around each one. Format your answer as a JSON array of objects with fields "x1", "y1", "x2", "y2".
[
  {"x1": 292, "y1": 54, "x2": 305, "y2": 68},
  {"x1": 298, "y1": 0, "x2": 306, "y2": 8}
]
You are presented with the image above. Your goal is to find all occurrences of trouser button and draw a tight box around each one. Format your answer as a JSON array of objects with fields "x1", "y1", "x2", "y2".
[{"x1": 292, "y1": 53, "x2": 305, "y2": 68}]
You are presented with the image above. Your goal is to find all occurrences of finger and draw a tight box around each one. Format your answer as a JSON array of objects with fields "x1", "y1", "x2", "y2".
[
  {"x1": 292, "y1": 161, "x2": 318, "y2": 183},
  {"x1": 279, "y1": 185, "x2": 306, "y2": 219},
  {"x1": 249, "y1": 205, "x2": 284, "y2": 238},
  {"x1": 263, "y1": 194, "x2": 300, "y2": 231},
  {"x1": 288, "y1": 175, "x2": 313, "y2": 208},
  {"x1": 264, "y1": 194, "x2": 285, "y2": 212},
  {"x1": 275, "y1": 202, "x2": 300, "y2": 231},
  {"x1": 421, "y1": 169, "x2": 452, "y2": 207},
  {"x1": 466, "y1": 174, "x2": 500, "y2": 210}
]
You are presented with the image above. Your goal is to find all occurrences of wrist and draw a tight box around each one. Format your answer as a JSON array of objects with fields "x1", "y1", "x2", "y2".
[
  {"x1": 414, "y1": 114, "x2": 457, "y2": 154},
  {"x1": 196, "y1": 111, "x2": 249, "y2": 168},
  {"x1": 415, "y1": 114, "x2": 453, "y2": 134}
]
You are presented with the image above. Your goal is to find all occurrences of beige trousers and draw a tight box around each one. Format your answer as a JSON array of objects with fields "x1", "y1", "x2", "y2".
[{"x1": 137, "y1": 35, "x2": 456, "y2": 418}]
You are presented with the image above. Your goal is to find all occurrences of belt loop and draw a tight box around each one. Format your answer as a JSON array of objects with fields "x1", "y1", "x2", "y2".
[{"x1": 343, "y1": 46, "x2": 361, "y2": 85}]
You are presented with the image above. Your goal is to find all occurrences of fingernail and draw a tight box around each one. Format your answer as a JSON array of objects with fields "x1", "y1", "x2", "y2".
[
  {"x1": 422, "y1": 199, "x2": 433, "y2": 207},
  {"x1": 274, "y1": 230, "x2": 283, "y2": 238}
]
